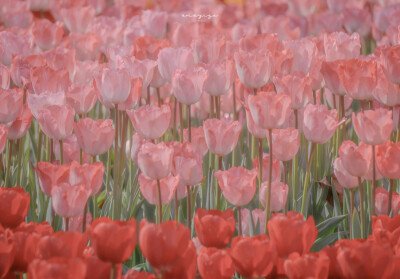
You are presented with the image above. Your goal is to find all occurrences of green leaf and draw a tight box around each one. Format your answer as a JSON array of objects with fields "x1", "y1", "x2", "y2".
[
  {"x1": 317, "y1": 215, "x2": 347, "y2": 237},
  {"x1": 351, "y1": 210, "x2": 362, "y2": 239},
  {"x1": 312, "y1": 233, "x2": 338, "y2": 252}
]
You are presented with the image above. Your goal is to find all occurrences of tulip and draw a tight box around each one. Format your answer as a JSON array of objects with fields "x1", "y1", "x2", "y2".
[
  {"x1": 245, "y1": 108, "x2": 267, "y2": 139},
  {"x1": 28, "y1": 258, "x2": 87, "y2": 279},
  {"x1": 124, "y1": 269, "x2": 157, "y2": 279},
  {"x1": 259, "y1": 181, "x2": 288, "y2": 212},
  {"x1": 7, "y1": 105, "x2": 33, "y2": 141},
  {"x1": 194, "y1": 208, "x2": 236, "y2": 248},
  {"x1": 283, "y1": 38, "x2": 318, "y2": 74},
  {"x1": 74, "y1": 118, "x2": 115, "y2": 156},
  {"x1": 127, "y1": 105, "x2": 171, "y2": 140},
  {"x1": 373, "y1": 66, "x2": 400, "y2": 107},
  {"x1": 37, "y1": 104, "x2": 75, "y2": 141},
  {"x1": 130, "y1": 134, "x2": 150, "y2": 164},
  {"x1": 379, "y1": 45, "x2": 400, "y2": 84},
  {"x1": 203, "y1": 118, "x2": 241, "y2": 156},
  {"x1": 0, "y1": 64, "x2": 10, "y2": 90},
  {"x1": 32, "y1": 18, "x2": 64, "y2": 51},
  {"x1": 273, "y1": 72, "x2": 313, "y2": 109},
  {"x1": 267, "y1": 128, "x2": 300, "y2": 162},
  {"x1": 88, "y1": 217, "x2": 137, "y2": 264},
  {"x1": 66, "y1": 83, "x2": 98, "y2": 115},
  {"x1": 321, "y1": 60, "x2": 347, "y2": 96},
  {"x1": 324, "y1": 32, "x2": 361, "y2": 62},
  {"x1": 183, "y1": 126, "x2": 208, "y2": 157},
  {"x1": 171, "y1": 66, "x2": 207, "y2": 105},
  {"x1": 284, "y1": 252, "x2": 330, "y2": 279},
  {"x1": 27, "y1": 91, "x2": 66, "y2": 119},
  {"x1": 204, "y1": 59, "x2": 235, "y2": 96},
  {"x1": 0, "y1": 124, "x2": 7, "y2": 154},
  {"x1": 0, "y1": 187, "x2": 30, "y2": 228},
  {"x1": 157, "y1": 47, "x2": 194, "y2": 82},
  {"x1": 133, "y1": 36, "x2": 170, "y2": 61},
  {"x1": 0, "y1": 88, "x2": 23, "y2": 124},
  {"x1": 139, "y1": 220, "x2": 191, "y2": 274},
  {"x1": 303, "y1": 104, "x2": 339, "y2": 144},
  {"x1": 0, "y1": 31, "x2": 30, "y2": 66},
  {"x1": 68, "y1": 161, "x2": 105, "y2": 196},
  {"x1": 234, "y1": 50, "x2": 274, "y2": 89},
  {"x1": 69, "y1": 213, "x2": 92, "y2": 233},
  {"x1": 60, "y1": 6, "x2": 95, "y2": 33},
  {"x1": 375, "y1": 187, "x2": 400, "y2": 216},
  {"x1": 229, "y1": 235, "x2": 277, "y2": 278},
  {"x1": 252, "y1": 154, "x2": 282, "y2": 183},
  {"x1": 93, "y1": 67, "x2": 131, "y2": 105},
  {"x1": 53, "y1": 135, "x2": 91, "y2": 164},
  {"x1": 268, "y1": 211, "x2": 318, "y2": 258},
  {"x1": 138, "y1": 174, "x2": 180, "y2": 205},
  {"x1": 197, "y1": 248, "x2": 235, "y2": 279},
  {"x1": 30, "y1": 66, "x2": 70, "y2": 95},
  {"x1": 0, "y1": 230, "x2": 15, "y2": 278},
  {"x1": 35, "y1": 162, "x2": 71, "y2": 196}
]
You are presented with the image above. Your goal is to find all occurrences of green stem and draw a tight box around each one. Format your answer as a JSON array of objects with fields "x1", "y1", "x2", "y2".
[
  {"x1": 187, "y1": 104, "x2": 191, "y2": 142},
  {"x1": 350, "y1": 189, "x2": 354, "y2": 239},
  {"x1": 292, "y1": 109, "x2": 299, "y2": 211},
  {"x1": 238, "y1": 206, "x2": 242, "y2": 236},
  {"x1": 179, "y1": 102, "x2": 183, "y2": 142},
  {"x1": 4, "y1": 140, "x2": 12, "y2": 188},
  {"x1": 37, "y1": 129, "x2": 43, "y2": 162},
  {"x1": 265, "y1": 129, "x2": 273, "y2": 234},
  {"x1": 157, "y1": 179, "x2": 162, "y2": 224},
  {"x1": 300, "y1": 143, "x2": 316, "y2": 216},
  {"x1": 59, "y1": 140, "x2": 63, "y2": 165},
  {"x1": 358, "y1": 177, "x2": 365, "y2": 239},
  {"x1": 82, "y1": 202, "x2": 87, "y2": 232},
  {"x1": 187, "y1": 185, "x2": 191, "y2": 230},
  {"x1": 371, "y1": 145, "x2": 376, "y2": 216},
  {"x1": 16, "y1": 138, "x2": 23, "y2": 186},
  {"x1": 216, "y1": 155, "x2": 222, "y2": 210},
  {"x1": 389, "y1": 179, "x2": 394, "y2": 215},
  {"x1": 113, "y1": 106, "x2": 119, "y2": 220},
  {"x1": 106, "y1": 149, "x2": 111, "y2": 194}
]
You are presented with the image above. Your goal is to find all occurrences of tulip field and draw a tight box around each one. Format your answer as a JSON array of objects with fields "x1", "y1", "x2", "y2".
[{"x1": 2, "y1": 0, "x2": 400, "y2": 278}]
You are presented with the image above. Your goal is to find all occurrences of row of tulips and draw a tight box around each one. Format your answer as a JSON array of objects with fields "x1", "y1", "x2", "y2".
[
  {"x1": 2, "y1": 186, "x2": 400, "y2": 279},
  {"x1": 1, "y1": 0, "x2": 400, "y2": 278}
]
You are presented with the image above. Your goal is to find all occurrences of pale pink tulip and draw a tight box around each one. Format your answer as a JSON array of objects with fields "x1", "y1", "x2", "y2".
[
  {"x1": 30, "y1": 66, "x2": 70, "y2": 95},
  {"x1": 283, "y1": 38, "x2": 318, "y2": 74},
  {"x1": 214, "y1": 167, "x2": 257, "y2": 207},
  {"x1": 0, "y1": 31, "x2": 30, "y2": 66},
  {"x1": 51, "y1": 183, "x2": 91, "y2": 217},
  {"x1": 259, "y1": 181, "x2": 288, "y2": 211},
  {"x1": 68, "y1": 161, "x2": 105, "y2": 196},
  {"x1": 241, "y1": 208, "x2": 266, "y2": 236},
  {"x1": 127, "y1": 104, "x2": 171, "y2": 140},
  {"x1": 60, "y1": 6, "x2": 95, "y2": 33},
  {"x1": 321, "y1": 60, "x2": 347, "y2": 96},
  {"x1": 204, "y1": 59, "x2": 235, "y2": 96},
  {"x1": 172, "y1": 142, "x2": 203, "y2": 186},
  {"x1": 138, "y1": 174, "x2": 180, "y2": 205},
  {"x1": 74, "y1": 118, "x2": 115, "y2": 156},
  {"x1": 53, "y1": 135, "x2": 90, "y2": 164},
  {"x1": 69, "y1": 213, "x2": 92, "y2": 233},
  {"x1": 141, "y1": 10, "x2": 168, "y2": 39},
  {"x1": 0, "y1": 64, "x2": 10, "y2": 89},
  {"x1": 376, "y1": 141, "x2": 400, "y2": 180},
  {"x1": 65, "y1": 32, "x2": 101, "y2": 62},
  {"x1": 7, "y1": 105, "x2": 33, "y2": 140},
  {"x1": 333, "y1": 157, "x2": 358, "y2": 189},
  {"x1": 130, "y1": 134, "x2": 150, "y2": 164},
  {"x1": 252, "y1": 154, "x2": 282, "y2": 183},
  {"x1": 32, "y1": 19, "x2": 64, "y2": 51},
  {"x1": 27, "y1": 91, "x2": 66, "y2": 118},
  {"x1": 375, "y1": 187, "x2": 400, "y2": 216},
  {"x1": 35, "y1": 162, "x2": 71, "y2": 196},
  {"x1": 183, "y1": 126, "x2": 208, "y2": 157},
  {"x1": 0, "y1": 88, "x2": 23, "y2": 124},
  {"x1": 267, "y1": 128, "x2": 300, "y2": 162},
  {"x1": 172, "y1": 67, "x2": 207, "y2": 105},
  {"x1": 0, "y1": 124, "x2": 7, "y2": 154},
  {"x1": 137, "y1": 142, "x2": 173, "y2": 180},
  {"x1": 379, "y1": 45, "x2": 400, "y2": 84},
  {"x1": 43, "y1": 47, "x2": 77, "y2": 82},
  {"x1": 343, "y1": 7, "x2": 372, "y2": 37},
  {"x1": 245, "y1": 108, "x2": 267, "y2": 139},
  {"x1": 339, "y1": 140, "x2": 370, "y2": 178},
  {"x1": 10, "y1": 55, "x2": 46, "y2": 89},
  {"x1": 303, "y1": 104, "x2": 339, "y2": 144},
  {"x1": 324, "y1": 32, "x2": 361, "y2": 62},
  {"x1": 66, "y1": 83, "x2": 97, "y2": 115},
  {"x1": 93, "y1": 67, "x2": 131, "y2": 105},
  {"x1": 372, "y1": 66, "x2": 400, "y2": 107},
  {"x1": 203, "y1": 118, "x2": 242, "y2": 156},
  {"x1": 37, "y1": 105, "x2": 75, "y2": 140},
  {"x1": 157, "y1": 47, "x2": 194, "y2": 82},
  {"x1": 261, "y1": 16, "x2": 301, "y2": 41}
]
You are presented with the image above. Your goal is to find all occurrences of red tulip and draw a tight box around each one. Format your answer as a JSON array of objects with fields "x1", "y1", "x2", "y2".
[
  {"x1": 284, "y1": 252, "x2": 330, "y2": 279},
  {"x1": 74, "y1": 118, "x2": 115, "y2": 156},
  {"x1": 0, "y1": 230, "x2": 15, "y2": 278},
  {"x1": 248, "y1": 91, "x2": 292, "y2": 130},
  {"x1": 268, "y1": 211, "x2": 318, "y2": 258},
  {"x1": 0, "y1": 187, "x2": 30, "y2": 228},
  {"x1": 162, "y1": 240, "x2": 197, "y2": 279},
  {"x1": 0, "y1": 88, "x2": 23, "y2": 124},
  {"x1": 36, "y1": 231, "x2": 88, "y2": 259},
  {"x1": 124, "y1": 269, "x2": 157, "y2": 279},
  {"x1": 37, "y1": 104, "x2": 75, "y2": 141},
  {"x1": 138, "y1": 174, "x2": 180, "y2": 205},
  {"x1": 352, "y1": 108, "x2": 393, "y2": 145},
  {"x1": 229, "y1": 235, "x2": 277, "y2": 278},
  {"x1": 137, "y1": 142, "x2": 173, "y2": 180},
  {"x1": 194, "y1": 208, "x2": 236, "y2": 248},
  {"x1": 203, "y1": 118, "x2": 241, "y2": 156},
  {"x1": 139, "y1": 220, "x2": 191, "y2": 272},
  {"x1": 28, "y1": 257, "x2": 87, "y2": 279},
  {"x1": 88, "y1": 217, "x2": 137, "y2": 264},
  {"x1": 197, "y1": 247, "x2": 235, "y2": 279},
  {"x1": 127, "y1": 105, "x2": 171, "y2": 140},
  {"x1": 214, "y1": 167, "x2": 257, "y2": 207}
]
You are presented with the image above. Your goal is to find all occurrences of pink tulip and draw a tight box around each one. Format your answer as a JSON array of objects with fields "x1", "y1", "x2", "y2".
[
  {"x1": 60, "y1": 6, "x2": 95, "y2": 33},
  {"x1": 66, "y1": 32, "x2": 101, "y2": 61},
  {"x1": 172, "y1": 67, "x2": 207, "y2": 105},
  {"x1": 273, "y1": 72, "x2": 313, "y2": 110},
  {"x1": 203, "y1": 118, "x2": 242, "y2": 156},
  {"x1": 204, "y1": 59, "x2": 235, "y2": 96},
  {"x1": 53, "y1": 135, "x2": 91, "y2": 164},
  {"x1": 283, "y1": 38, "x2": 318, "y2": 74},
  {"x1": 352, "y1": 109, "x2": 393, "y2": 146},
  {"x1": 137, "y1": 142, "x2": 173, "y2": 180},
  {"x1": 138, "y1": 174, "x2": 180, "y2": 205},
  {"x1": 51, "y1": 183, "x2": 91, "y2": 218},
  {"x1": 0, "y1": 31, "x2": 30, "y2": 66},
  {"x1": 379, "y1": 45, "x2": 400, "y2": 84},
  {"x1": 27, "y1": 91, "x2": 66, "y2": 119},
  {"x1": 141, "y1": 10, "x2": 168, "y2": 39},
  {"x1": 0, "y1": 1, "x2": 32, "y2": 29},
  {"x1": 44, "y1": 47, "x2": 77, "y2": 82},
  {"x1": 239, "y1": 33, "x2": 282, "y2": 53},
  {"x1": 10, "y1": 55, "x2": 46, "y2": 90},
  {"x1": 261, "y1": 16, "x2": 300, "y2": 41},
  {"x1": 172, "y1": 142, "x2": 203, "y2": 186},
  {"x1": 321, "y1": 60, "x2": 347, "y2": 96},
  {"x1": 183, "y1": 126, "x2": 208, "y2": 157},
  {"x1": 73, "y1": 60, "x2": 99, "y2": 84},
  {"x1": 35, "y1": 162, "x2": 71, "y2": 196},
  {"x1": 234, "y1": 50, "x2": 274, "y2": 89},
  {"x1": 30, "y1": 66, "x2": 70, "y2": 95},
  {"x1": 192, "y1": 36, "x2": 227, "y2": 64},
  {"x1": 248, "y1": 91, "x2": 292, "y2": 130},
  {"x1": 376, "y1": 141, "x2": 400, "y2": 180},
  {"x1": 0, "y1": 88, "x2": 23, "y2": 124},
  {"x1": 69, "y1": 213, "x2": 93, "y2": 233},
  {"x1": 375, "y1": 187, "x2": 400, "y2": 216},
  {"x1": 241, "y1": 208, "x2": 266, "y2": 236},
  {"x1": 339, "y1": 140, "x2": 370, "y2": 178},
  {"x1": 93, "y1": 67, "x2": 131, "y2": 105},
  {"x1": 287, "y1": 0, "x2": 320, "y2": 17},
  {"x1": 118, "y1": 78, "x2": 143, "y2": 111},
  {"x1": 32, "y1": 19, "x2": 64, "y2": 51},
  {"x1": 324, "y1": 32, "x2": 361, "y2": 62},
  {"x1": 214, "y1": 167, "x2": 257, "y2": 207},
  {"x1": 7, "y1": 105, "x2": 33, "y2": 140},
  {"x1": 37, "y1": 105, "x2": 75, "y2": 141},
  {"x1": 0, "y1": 64, "x2": 10, "y2": 89},
  {"x1": 333, "y1": 158, "x2": 358, "y2": 189},
  {"x1": 260, "y1": 181, "x2": 289, "y2": 212},
  {"x1": 130, "y1": 134, "x2": 150, "y2": 164},
  {"x1": 0, "y1": 124, "x2": 7, "y2": 154},
  {"x1": 338, "y1": 59, "x2": 377, "y2": 101},
  {"x1": 267, "y1": 128, "x2": 300, "y2": 162},
  {"x1": 68, "y1": 161, "x2": 105, "y2": 196},
  {"x1": 343, "y1": 7, "x2": 372, "y2": 37},
  {"x1": 271, "y1": 49, "x2": 294, "y2": 76},
  {"x1": 303, "y1": 104, "x2": 339, "y2": 144},
  {"x1": 74, "y1": 118, "x2": 115, "y2": 156},
  {"x1": 372, "y1": 66, "x2": 400, "y2": 107},
  {"x1": 66, "y1": 83, "x2": 97, "y2": 115},
  {"x1": 252, "y1": 154, "x2": 282, "y2": 183},
  {"x1": 245, "y1": 108, "x2": 267, "y2": 139},
  {"x1": 157, "y1": 47, "x2": 194, "y2": 82},
  {"x1": 127, "y1": 104, "x2": 171, "y2": 140},
  {"x1": 117, "y1": 56, "x2": 156, "y2": 92},
  {"x1": 357, "y1": 142, "x2": 383, "y2": 181}
]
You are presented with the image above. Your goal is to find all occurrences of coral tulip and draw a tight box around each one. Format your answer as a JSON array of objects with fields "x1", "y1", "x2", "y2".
[
  {"x1": 197, "y1": 248, "x2": 235, "y2": 279},
  {"x1": 0, "y1": 187, "x2": 30, "y2": 228},
  {"x1": 28, "y1": 258, "x2": 87, "y2": 279}
]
